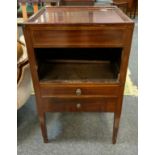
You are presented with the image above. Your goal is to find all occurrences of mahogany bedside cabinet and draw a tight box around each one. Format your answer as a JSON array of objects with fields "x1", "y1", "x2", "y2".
[{"x1": 23, "y1": 6, "x2": 134, "y2": 144}]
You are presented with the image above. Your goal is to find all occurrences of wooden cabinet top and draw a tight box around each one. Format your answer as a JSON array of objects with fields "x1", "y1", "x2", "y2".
[{"x1": 24, "y1": 6, "x2": 133, "y2": 25}]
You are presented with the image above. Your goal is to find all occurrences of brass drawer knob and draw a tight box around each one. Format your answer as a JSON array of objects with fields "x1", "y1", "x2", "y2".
[
  {"x1": 76, "y1": 88, "x2": 82, "y2": 96},
  {"x1": 76, "y1": 103, "x2": 81, "y2": 109}
]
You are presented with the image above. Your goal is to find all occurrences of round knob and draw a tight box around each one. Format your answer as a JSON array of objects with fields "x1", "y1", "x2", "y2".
[
  {"x1": 76, "y1": 103, "x2": 81, "y2": 109},
  {"x1": 76, "y1": 88, "x2": 82, "y2": 96}
]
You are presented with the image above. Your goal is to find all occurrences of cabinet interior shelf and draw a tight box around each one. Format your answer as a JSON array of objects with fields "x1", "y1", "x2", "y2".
[
  {"x1": 36, "y1": 48, "x2": 122, "y2": 84},
  {"x1": 38, "y1": 60, "x2": 119, "y2": 83}
]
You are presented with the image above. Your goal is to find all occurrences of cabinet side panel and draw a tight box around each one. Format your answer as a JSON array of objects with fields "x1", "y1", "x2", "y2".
[{"x1": 23, "y1": 25, "x2": 42, "y2": 113}]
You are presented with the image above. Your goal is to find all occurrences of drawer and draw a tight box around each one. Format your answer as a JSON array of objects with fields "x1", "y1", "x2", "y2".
[
  {"x1": 30, "y1": 26, "x2": 125, "y2": 47},
  {"x1": 40, "y1": 84, "x2": 119, "y2": 97},
  {"x1": 41, "y1": 97, "x2": 116, "y2": 112}
]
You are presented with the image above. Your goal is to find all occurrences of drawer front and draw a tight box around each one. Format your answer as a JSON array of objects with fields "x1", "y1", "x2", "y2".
[
  {"x1": 41, "y1": 97, "x2": 116, "y2": 112},
  {"x1": 31, "y1": 27, "x2": 125, "y2": 47},
  {"x1": 40, "y1": 84, "x2": 119, "y2": 97}
]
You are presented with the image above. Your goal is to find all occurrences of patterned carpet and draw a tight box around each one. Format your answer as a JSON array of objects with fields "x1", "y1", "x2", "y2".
[{"x1": 124, "y1": 69, "x2": 138, "y2": 96}]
